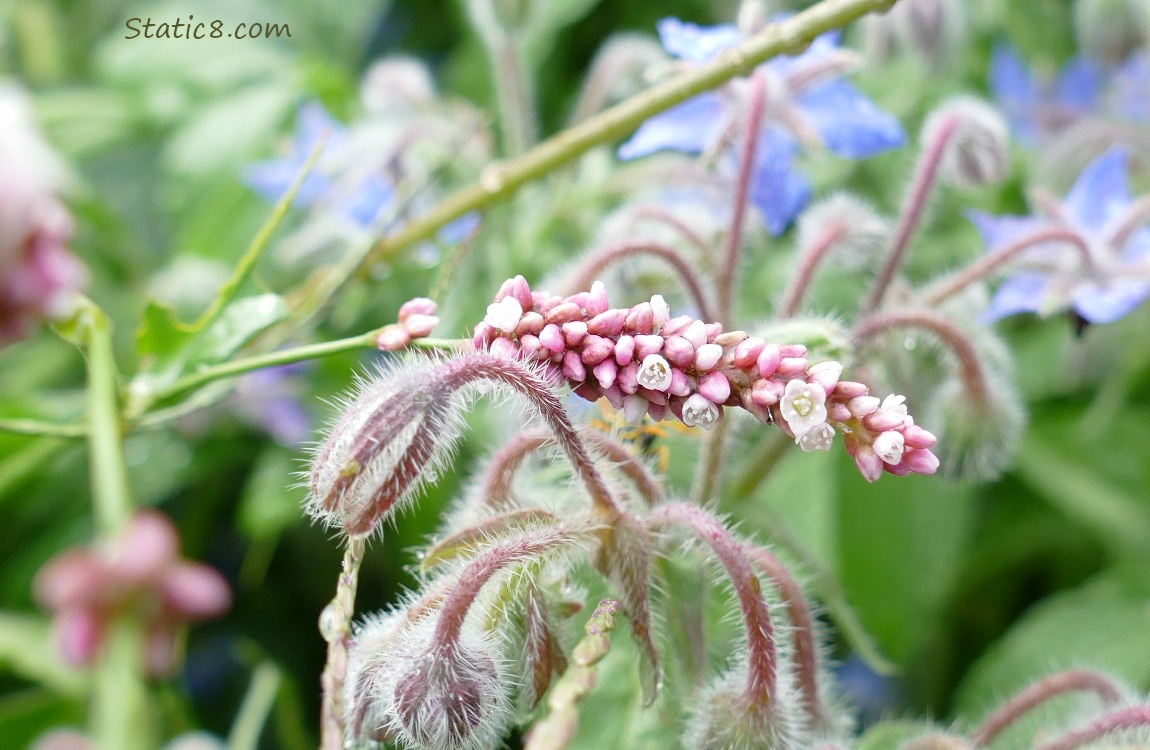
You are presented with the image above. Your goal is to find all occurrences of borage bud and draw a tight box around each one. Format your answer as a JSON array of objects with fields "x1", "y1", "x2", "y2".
[
  {"x1": 309, "y1": 353, "x2": 619, "y2": 537},
  {"x1": 923, "y1": 97, "x2": 1010, "y2": 188}
]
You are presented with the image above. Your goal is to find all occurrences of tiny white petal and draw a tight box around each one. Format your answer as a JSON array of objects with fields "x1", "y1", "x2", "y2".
[
  {"x1": 780, "y1": 379, "x2": 827, "y2": 436},
  {"x1": 873, "y1": 431, "x2": 905, "y2": 465},
  {"x1": 484, "y1": 297, "x2": 523, "y2": 333},
  {"x1": 682, "y1": 393, "x2": 720, "y2": 430},
  {"x1": 637, "y1": 354, "x2": 673, "y2": 392},
  {"x1": 797, "y1": 422, "x2": 835, "y2": 452}
]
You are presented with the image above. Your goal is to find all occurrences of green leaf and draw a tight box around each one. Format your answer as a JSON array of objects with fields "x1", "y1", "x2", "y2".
[
  {"x1": 186, "y1": 294, "x2": 290, "y2": 368},
  {"x1": 955, "y1": 568, "x2": 1150, "y2": 723},
  {"x1": 135, "y1": 299, "x2": 196, "y2": 371},
  {"x1": 856, "y1": 720, "x2": 933, "y2": 750},
  {"x1": 0, "y1": 689, "x2": 84, "y2": 750},
  {"x1": 0, "y1": 612, "x2": 86, "y2": 695}
]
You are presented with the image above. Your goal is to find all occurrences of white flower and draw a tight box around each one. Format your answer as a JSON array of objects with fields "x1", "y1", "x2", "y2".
[
  {"x1": 873, "y1": 430, "x2": 905, "y2": 465},
  {"x1": 682, "y1": 393, "x2": 720, "y2": 429},
  {"x1": 779, "y1": 379, "x2": 827, "y2": 436},
  {"x1": 880, "y1": 393, "x2": 912, "y2": 426},
  {"x1": 637, "y1": 354, "x2": 673, "y2": 392},
  {"x1": 796, "y1": 422, "x2": 835, "y2": 452},
  {"x1": 484, "y1": 297, "x2": 523, "y2": 333}
]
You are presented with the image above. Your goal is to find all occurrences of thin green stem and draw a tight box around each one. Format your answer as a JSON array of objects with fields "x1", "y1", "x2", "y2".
[
  {"x1": 362, "y1": 0, "x2": 899, "y2": 268},
  {"x1": 0, "y1": 418, "x2": 86, "y2": 438},
  {"x1": 81, "y1": 304, "x2": 131, "y2": 536},
  {"x1": 228, "y1": 662, "x2": 283, "y2": 750}
]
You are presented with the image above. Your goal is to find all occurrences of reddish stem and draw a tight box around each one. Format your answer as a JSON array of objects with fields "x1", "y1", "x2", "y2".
[
  {"x1": 852, "y1": 307, "x2": 989, "y2": 404},
  {"x1": 778, "y1": 223, "x2": 847, "y2": 317},
  {"x1": 563, "y1": 240, "x2": 716, "y2": 322},
  {"x1": 1108, "y1": 194, "x2": 1150, "y2": 251},
  {"x1": 718, "y1": 71, "x2": 768, "y2": 323},
  {"x1": 648, "y1": 503, "x2": 777, "y2": 709},
  {"x1": 865, "y1": 115, "x2": 960, "y2": 313},
  {"x1": 631, "y1": 205, "x2": 713, "y2": 258},
  {"x1": 1034, "y1": 705, "x2": 1150, "y2": 750},
  {"x1": 970, "y1": 669, "x2": 1124, "y2": 746}
]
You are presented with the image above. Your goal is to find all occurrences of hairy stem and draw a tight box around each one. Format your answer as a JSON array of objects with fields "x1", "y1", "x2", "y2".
[
  {"x1": 319, "y1": 536, "x2": 365, "y2": 750},
  {"x1": 923, "y1": 226, "x2": 1096, "y2": 307},
  {"x1": 865, "y1": 115, "x2": 959, "y2": 312},
  {"x1": 562, "y1": 240, "x2": 716, "y2": 322},
  {"x1": 853, "y1": 308, "x2": 989, "y2": 404},
  {"x1": 649, "y1": 503, "x2": 777, "y2": 709},
  {"x1": 1034, "y1": 705, "x2": 1150, "y2": 750},
  {"x1": 778, "y1": 223, "x2": 847, "y2": 317},
  {"x1": 718, "y1": 71, "x2": 767, "y2": 323},
  {"x1": 970, "y1": 669, "x2": 1123, "y2": 746},
  {"x1": 362, "y1": 0, "x2": 900, "y2": 268}
]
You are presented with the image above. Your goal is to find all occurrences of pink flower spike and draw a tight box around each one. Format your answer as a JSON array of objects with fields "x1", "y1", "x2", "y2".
[
  {"x1": 633, "y1": 334, "x2": 664, "y2": 360},
  {"x1": 401, "y1": 313, "x2": 438, "y2": 338},
  {"x1": 376, "y1": 325, "x2": 412, "y2": 351},
  {"x1": 776, "y1": 357, "x2": 809, "y2": 379},
  {"x1": 593, "y1": 359, "x2": 618, "y2": 389},
  {"x1": 663, "y1": 336, "x2": 695, "y2": 369},
  {"x1": 398, "y1": 297, "x2": 437, "y2": 321},
  {"x1": 694, "y1": 343, "x2": 723, "y2": 371},
  {"x1": 757, "y1": 344, "x2": 781, "y2": 378},
  {"x1": 562, "y1": 351, "x2": 587, "y2": 381},
  {"x1": 614, "y1": 335, "x2": 635, "y2": 366},
  {"x1": 699, "y1": 371, "x2": 732, "y2": 403},
  {"x1": 588, "y1": 309, "x2": 626, "y2": 337},
  {"x1": 539, "y1": 323, "x2": 565, "y2": 353},
  {"x1": 733, "y1": 337, "x2": 766, "y2": 369},
  {"x1": 903, "y1": 448, "x2": 940, "y2": 474},
  {"x1": 562, "y1": 320, "x2": 588, "y2": 346}
]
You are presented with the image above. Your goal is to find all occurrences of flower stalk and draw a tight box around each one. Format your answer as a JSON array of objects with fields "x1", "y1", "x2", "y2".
[{"x1": 319, "y1": 536, "x2": 366, "y2": 750}]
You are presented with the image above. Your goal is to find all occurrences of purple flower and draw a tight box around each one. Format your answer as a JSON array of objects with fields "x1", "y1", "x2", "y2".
[
  {"x1": 1109, "y1": 51, "x2": 1150, "y2": 124},
  {"x1": 618, "y1": 19, "x2": 905, "y2": 235},
  {"x1": 234, "y1": 363, "x2": 312, "y2": 446},
  {"x1": 973, "y1": 147, "x2": 1150, "y2": 324},
  {"x1": 988, "y1": 43, "x2": 1103, "y2": 145},
  {"x1": 246, "y1": 103, "x2": 478, "y2": 241}
]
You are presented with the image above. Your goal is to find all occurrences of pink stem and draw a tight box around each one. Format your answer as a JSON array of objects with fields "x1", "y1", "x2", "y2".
[
  {"x1": 648, "y1": 503, "x2": 776, "y2": 709},
  {"x1": 778, "y1": 223, "x2": 847, "y2": 317},
  {"x1": 563, "y1": 240, "x2": 716, "y2": 322},
  {"x1": 743, "y1": 543, "x2": 830, "y2": 732},
  {"x1": 631, "y1": 205, "x2": 713, "y2": 258},
  {"x1": 1034, "y1": 705, "x2": 1150, "y2": 750},
  {"x1": 924, "y1": 226, "x2": 1096, "y2": 307},
  {"x1": 970, "y1": 669, "x2": 1124, "y2": 746},
  {"x1": 852, "y1": 307, "x2": 989, "y2": 404},
  {"x1": 319, "y1": 536, "x2": 366, "y2": 750},
  {"x1": 865, "y1": 115, "x2": 960, "y2": 313},
  {"x1": 718, "y1": 71, "x2": 767, "y2": 323},
  {"x1": 1108, "y1": 194, "x2": 1150, "y2": 251}
]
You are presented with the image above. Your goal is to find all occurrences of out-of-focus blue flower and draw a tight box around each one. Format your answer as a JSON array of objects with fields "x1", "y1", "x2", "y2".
[
  {"x1": 618, "y1": 19, "x2": 905, "y2": 235},
  {"x1": 973, "y1": 147, "x2": 1150, "y2": 324},
  {"x1": 1109, "y1": 51, "x2": 1150, "y2": 123},
  {"x1": 234, "y1": 363, "x2": 312, "y2": 447},
  {"x1": 836, "y1": 654, "x2": 899, "y2": 726},
  {"x1": 246, "y1": 102, "x2": 479, "y2": 241},
  {"x1": 988, "y1": 43, "x2": 1103, "y2": 144}
]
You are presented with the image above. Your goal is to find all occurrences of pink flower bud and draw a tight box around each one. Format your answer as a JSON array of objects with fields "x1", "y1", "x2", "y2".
[
  {"x1": 623, "y1": 394, "x2": 647, "y2": 423},
  {"x1": 544, "y1": 301, "x2": 582, "y2": 325},
  {"x1": 514, "y1": 311, "x2": 544, "y2": 337},
  {"x1": 663, "y1": 336, "x2": 695, "y2": 369},
  {"x1": 903, "y1": 447, "x2": 940, "y2": 474},
  {"x1": 776, "y1": 357, "x2": 809, "y2": 379},
  {"x1": 647, "y1": 402, "x2": 667, "y2": 421},
  {"x1": 750, "y1": 379, "x2": 781, "y2": 407},
  {"x1": 668, "y1": 368, "x2": 692, "y2": 397},
  {"x1": 614, "y1": 335, "x2": 635, "y2": 366},
  {"x1": 602, "y1": 384, "x2": 624, "y2": 408},
  {"x1": 703, "y1": 322, "x2": 723, "y2": 341},
  {"x1": 650, "y1": 294, "x2": 670, "y2": 329},
  {"x1": 587, "y1": 281, "x2": 609, "y2": 316},
  {"x1": 829, "y1": 403, "x2": 853, "y2": 423},
  {"x1": 532, "y1": 291, "x2": 557, "y2": 313},
  {"x1": 376, "y1": 325, "x2": 412, "y2": 351},
  {"x1": 757, "y1": 345, "x2": 781, "y2": 378},
  {"x1": 854, "y1": 448, "x2": 884, "y2": 482},
  {"x1": 902, "y1": 424, "x2": 938, "y2": 449},
  {"x1": 682, "y1": 320, "x2": 707, "y2": 348},
  {"x1": 539, "y1": 323, "x2": 565, "y2": 353},
  {"x1": 714, "y1": 330, "x2": 747, "y2": 347},
  {"x1": 398, "y1": 297, "x2": 438, "y2": 321},
  {"x1": 581, "y1": 335, "x2": 614, "y2": 365},
  {"x1": 593, "y1": 359, "x2": 618, "y2": 389},
  {"x1": 472, "y1": 321, "x2": 496, "y2": 348},
  {"x1": 159, "y1": 565, "x2": 232, "y2": 620},
  {"x1": 587, "y1": 309, "x2": 626, "y2": 337},
  {"x1": 625, "y1": 302, "x2": 655, "y2": 334},
  {"x1": 562, "y1": 351, "x2": 586, "y2": 381},
  {"x1": 633, "y1": 334, "x2": 663, "y2": 360},
  {"x1": 519, "y1": 334, "x2": 542, "y2": 359},
  {"x1": 661, "y1": 315, "x2": 693, "y2": 337},
  {"x1": 694, "y1": 343, "x2": 723, "y2": 371},
  {"x1": 779, "y1": 344, "x2": 807, "y2": 358},
  {"x1": 834, "y1": 380, "x2": 870, "y2": 399},
  {"x1": 562, "y1": 320, "x2": 588, "y2": 346},
  {"x1": 806, "y1": 361, "x2": 843, "y2": 393},
  {"x1": 847, "y1": 395, "x2": 881, "y2": 418},
  {"x1": 733, "y1": 337, "x2": 766, "y2": 369},
  {"x1": 489, "y1": 337, "x2": 519, "y2": 359},
  {"x1": 863, "y1": 408, "x2": 906, "y2": 432},
  {"x1": 402, "y1": 314, "x2": 439, "y2": 338},
  {"x1": 699, "y1": 371, "x2": 732, "y2": 404},
  {"x1": 618, "y1": 362, "x2": 639, "y2": 394}
]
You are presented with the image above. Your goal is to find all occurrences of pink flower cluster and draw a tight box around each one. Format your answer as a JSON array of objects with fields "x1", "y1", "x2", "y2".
[
  {"x1": 472, "y1": 276, "x2": 939, "y2": 481},
  {"x1": 376, "y1": 297, "x2": 440, "y2": 351},
  {"x1": 33, "y1": 511, "x2": 231, "y2": 676}
]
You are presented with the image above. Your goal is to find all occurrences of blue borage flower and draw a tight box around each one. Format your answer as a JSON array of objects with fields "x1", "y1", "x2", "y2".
[
  {"x1": 1109, "y1": 51, "x2": 1150, "y2": 124},
  {"x1": 988, "y1": 43, "x2": 1103, "y2": 144},
  {"x1": 246, "y1": 102, "x2": 479, "y2": 242},
  {"x1": 617, "y1": 19, "x2": 905, "y2": 235},
  {"x1": 972, "y1": 147, "x2": 1150, "y2": 324}
]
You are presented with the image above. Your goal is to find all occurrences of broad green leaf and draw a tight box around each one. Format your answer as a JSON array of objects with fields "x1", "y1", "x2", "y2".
[
  {"x1": 0, "y1": 689, "x2": 84, "y2": 750},
  {"x1": 135, "y1": 299, "x2": 196, "y2": 371},
  {"x1": 856, "y1": 720, "x2": 933, "y2": 750},
  {"x1": 0, "y1": 612, "x2": 86, "y2": 695},
  {"x1": 186, "y1": 293, "x2": 290, "y2": 367},
  {"x1": 955, "y1": 568, "x2": 1150, "y2": 723}
]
